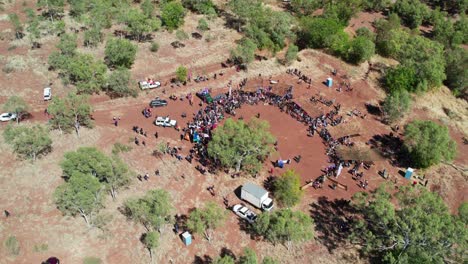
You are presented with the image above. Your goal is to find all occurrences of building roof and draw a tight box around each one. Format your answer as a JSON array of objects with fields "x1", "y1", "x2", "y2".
[{"x1": 243, "y1": 183, "x2": 267, "y2": 198}]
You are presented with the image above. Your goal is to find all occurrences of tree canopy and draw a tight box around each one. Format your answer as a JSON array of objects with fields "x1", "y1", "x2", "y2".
[
  {"x1": 208, "y1": 118, "x2": 275, "y2": 173},
  {"x1": 161, "y1": 1, "x2": 186, "y2": 30},
  {"x1": 345, "y1": 36, "x2": 375, "y2": 64},
  {"x1": 350, "y1": 185, "x2": 467, "y2": 263},
  {"x1": 175, "y1": 66, "x2": 188, "y2": 82},
  {"x1": 404, "y1": 120, "x2": 456, "y2": 168},
  {"x1": 142, "y1": 231, "x2": 159, "y2": 263},
  {"x1": 106, "y1": 68, "x2": 137, "y2": 98},
  {"x1": 2, "y1": 96, "x2": 29, "y2": 124},
  {"x1": 382, "y1": 90, "x2": 411, "y2": 124},
  {"x1": 3, "y1": 124, "x2": 52, "y2": 161},
  {"x1": 124, "y1": 189, "x2": 173, "y2": 231},
  {"x1": 105, "y1": 38, "x2": 137, "y2": 69},
  {"x1": 187, "y1": 201, "x2": 226, "y2": 242},
  {"x1": 273, "y1": 170, "x2": 303, "y2": 207},
  {"x1": 47, "y1": 92, "x2": 93, "y2": 135},
  {"x1": 230, "y1": 38, "x2": 257, "y2": 65},
  {"x1": 252, "y1": 208, "x2": 314, "y2": 250}
]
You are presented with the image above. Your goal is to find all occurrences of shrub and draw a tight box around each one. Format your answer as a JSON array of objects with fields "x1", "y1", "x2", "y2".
[
  {"x1": 4, "y1": 236, "x2": 20, "y2": 256},
  {"x1": 149, "y1": 42, "x2": 159, "y2": 52},
  {"x1": 382, "y1": 90, "x2": 411, "y2": 124},
  {"x1": 230, "y1": 38, "x2": 257, "y2": 65},
  {"x1": 83, "y1": 256, "x2": 102, "y2": 264},
  {"x1": 112, "y1": 143, "x2": 133, "y2": 155},
  {"x1": 175, "y1": 66, "x2": 188, "y2": 82},
  {"x1": 284, "y1": 44, "x2": 299, "y2": 65},
  {"x1": 106, "y1": 68, "x2": 137, "y2": 98},
  {"x1": 299, "y1": 17, "x2": 343, "y2": 49},
  {"x1": 161, "y1": 1, "x2": 186, "y2": 30},
  {"x1": 384, "y1": 66, "x2": 418, "y2": 93},
  {"x1": 197, "y1": 18, "x2": 209, "y2": 31},
  {"x1": 176, "y1": 29, "x2": 189, "y2": 41},
  {"x1": 345, "y1": 36, "x2": 375, "y2": 64},
  {"x1": 105, "y1": 38, "x2": 137, "y2": 69}
]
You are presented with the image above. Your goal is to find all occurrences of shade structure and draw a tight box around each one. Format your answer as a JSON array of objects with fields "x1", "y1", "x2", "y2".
[
  {"x1": 336, "y1": 144, "x2": 383, "y2": 162},
  {"x1": 294, "y1": 98, "x2": 325, "y2": 118},
  {"x1": 327, "y1": 120, "x2": 362, "y2": 139}
]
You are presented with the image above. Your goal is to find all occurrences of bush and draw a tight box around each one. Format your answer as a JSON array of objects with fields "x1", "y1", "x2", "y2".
[
  {"x1": 83, "y1": 256, "x2": 102, "y2": 264},
  {"x1": 284, "y1": 44, "x2": 299, "y2": 65},
  {"x1": 84, "y1": 27, "x2": 103, "y2": 47},
  {"x1": 392, "y1": 0, "x2": 431, "y2": 29},
  {"x1": 356, "y1": 27, "x2": 375, "y2": 41},
  {"x1": 175, "y1": 66, "x2": 188, "y2": 82},
  {"x1": 107, "y1": 68, "x2": 137, "y2": 98},
  {"x1": 105, "y1": 38, "x2": 137, "y2": 69},
  {"x1": 273, "y1": 170, "x2": 303, "y2": 207},
  {"x1": 299, "y1": 17, "x2": 343, "y2": 49},
  {"x1": 4, "y1": 236, "x2": 20, "y2": 256},
  {"x1": 384, "y1": 66, "x2": 418, "y2": 93},
  {"x1": 230, "y1": 38, "x2": 257, "y2": 65},
  {"x1": 149, "y1": 42, "x2": 159, "y2": 52},
  {"x1": 183, "y1": 0, "x2": 216, "y2": 17},
  {"x1": 444, "y1": 47, "x2": 468, "y2": 97},
  {"x1": 176, "y1": 29, "x2": 189, "y2": 41},
  {"x1": 404, "y1": 120, "x2": 457, "y2": 168},
  {"x1": 161, "y1": 1, "x2": 186, "y2": 30},
  {"x1": 345, "y1": 36, "x2": 375, "y2": 64},
  {"x1": 382, "y1": 90, "x2": 411, "y2": 124},
  {"x1": 197, "y1": 18, "x2": 209, "y2": 31},
  {"x1": 112, "y1": 142, "x2": 133, "y2": 155}
]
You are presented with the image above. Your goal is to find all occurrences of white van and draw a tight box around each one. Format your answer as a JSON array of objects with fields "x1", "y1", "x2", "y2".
[{"x1": 43, "y1": 87, "x2": 52, "y2": 101}]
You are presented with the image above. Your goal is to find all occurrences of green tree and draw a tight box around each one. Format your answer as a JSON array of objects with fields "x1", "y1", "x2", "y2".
[
  {"x1": 284, "y1": 44, "x2": 299, "y2": 65},
  {"x1": 404, "y1": 120, "x2": 457, "y2": 168},
  {"x1": 121, "y1": 9, "x2": 161, "y2": 41},
  {"x1": 183, "y1": 0, "x2": 216, "y2": 17},
  {"x1": 57, "y1": 33, "x2": 78, "y2": 56},
  {"x1": 65, "y1": 54, "x2": 107, "y2": 94},
  {"x1": 213, "y1": 255, "x2": 235, "y2": 264},
  {"x1": 124, "y1": 189, "x2": 173, "y2": 232},
  {"x1": 8, "y1": 13, "x2": 23, "y2": 39},
  {"x1": 54, "y1": 172, "x2": 104, "y2": 227},
  {"x1": 290, "y1": 0, "x2": 320, "y2": 16},
  {"x1": 392, "y1": 0, "x2": 431, "y2": 29},
  {"x1": 458, "y1": 202, "x2": 468, "y2": 224},
  {"x1": 107, "y1": 68, "x2": 137, "y2": 98},
  {"x1": 384, "y1": 66, "x2": 418, "y2": 93},
  {"x1": 299, "y1": 17, "x2": 343, "y2": 49},
  {"x1": 322, "y1": 0, "x2": 363, "y2": 25},
  {"x1": 355, "y1": 27, "x2": 375, "y2": 41},
  {"x1": 47, "y1": 92, "x2": 93, "y2": 136},
  {"x1": 161, "y1": 1, "x2": 185, "y2": 30},
  {"x1": 37, "y1": 0, "x2": 65, "y2": 22},
  {"x1": 84, "y1": 26, "x2": 103, "y2": 47},
  {"x1": 252, "y1": 208, "x2": 314, "y2": 250},
  {"x1": 230, "y1": 38, "x2": 257, "y2": 65},
  {"x1": 325, "y1": 30, "x2": 350, "y2": 57},
  {"x1": 107, "y1": 155, "x2": 132, "y2": 200},
  {"x1": 239, "y1": 248, "x2": 258, "y2": 264},
  {"x1": 61, "y1": 147, "x2": 112, "y2": 181},
  {"x1": 444, "y1": 47, "x2": 468, "y2": 97},
  {"x1": 187, "y1": 201, "x2": 226, "y2": 242},
  {"x1": 350, "y1": 185, "x2": 467, "y2": 263},
  {"x1": 273, "y1": 170, "x2": 303, "y2": 207},
  {"x1": 175, "y1": 66, "x2": 188, "y2": 82},
  {"x1": 197, "y1": 18, "x2": 209, "y2": 31},
  {"x1": 2, "y1": 96, "x2": 29, "y2": 124},
  {"x1": 141, "y1": 0, "x2": 155, "y2": 18},
  {"x1": 3, "y1": 124, "x2": 52, "y2": 161},
  {"x1": 362, "y1": 0, "x2": 392, "y2": 12},
  {"x1": 208, "y1": 118, "x2": 275, "y2": 173},
  {"x1": 382, "y1": 90, "x2": 411, "y2": 124},
  {"x1": 105, "y1": 38, "x2": 137, "y2": 69},
  {"x1": 142, "y1": 231, "x2": 159, "y2": 263},
  {"x1": 24, "y1": 8, "x2": 41, "y2": 44},
  {"x1": 345, "y1": 36, "x2": 375, "y2": 64}
]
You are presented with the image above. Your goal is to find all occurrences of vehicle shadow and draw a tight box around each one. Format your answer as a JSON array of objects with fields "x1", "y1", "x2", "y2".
[{"x1": 309, "y1": 196, "x2": 356, "y2": 253}]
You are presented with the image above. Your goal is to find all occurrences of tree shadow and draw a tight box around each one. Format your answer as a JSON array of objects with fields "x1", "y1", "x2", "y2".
[
  {"x1": 193, "y1": 255, "x2": 213, "y2": 264},
  {"x1": 310, "y1": 196, "x2": 356, "y2": 253},
  {"x1": 365, "y1": 102, "x2": 382, "y2": 116},
  {"x1": 368, "y1": 133, "x2": 410, "y2": 167},
  {"x1": 220, "y1": 247, "x2": 237, "y2": 260}
]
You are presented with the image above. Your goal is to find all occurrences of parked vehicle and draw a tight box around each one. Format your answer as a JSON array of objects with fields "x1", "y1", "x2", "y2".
[
  {"x1": 240, "y1": 183, "x2": 274, "y2": 211},
  {"x1": 0, "y1": 112, "x2": 17, "y2": 122},
  {"x1": 149, "y1": 98, "x2": 168, "y2": 108},
  {"x1": 154, "y1": 116, "x2": 177, "y2": 127},
  {"x1": 196, "y1": 90, "x2": 213, "y2": 103},
  {"x1": 43, "y1": 87, "x2": 52, "y2": 101},
  {"x1": 139, "y1": 80, "x2": 161, "y2": 90},
  {"x1": 232, "y1": 204, "x2": 257, "y2": 224}
]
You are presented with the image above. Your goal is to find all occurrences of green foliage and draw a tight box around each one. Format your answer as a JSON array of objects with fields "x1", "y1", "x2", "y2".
[
  {"x1": 299, "y1": 17, "x2": 343, "y2": 49},
  {"x1": 382, "y1": 90, "x2": 411, "y2": 124},
  {"x1": 54, "y1": 172, "x2": 104, "y2": 226},
  {"x1": 459, "y1": 202, "x2": 468, "y2": 224},
  {"x1": 261, "y1": 257, "x2": 279, "y2": 264},
  {"x1": 175, "y1": 65, "x2": 188, "y2": 82},
  {"x1": 322, "y1": 0, "x2": 363, "y2": 25},
  {"x1": 161, "y1": 1, "x2": 186, "y2": 30},
  {"x1": 404, "y1": 120, "x2": 456, "y2": 168},
  {"x1": 355, "y1": 27, "x2": 375, "y2": 41},
  {"x1": 3, "y1": 124, "x2": 52, "y2": 161},
  {"x1": 187, "y1": 201, "x2": 226, "y2": 241},
  {"x1": 121, "y1": 8, "x2": 161, "y2": 41},
  {"x1": 362, "y1": 0, "x2": 392, "y2": 12},
  {"x1": 82, "y1": 257, "x2": 102, "y2": 264},
  {"x1": 84, "y1": 27, "x2": 103, "y2": 47},
  {"x1": 8, "y1": 13, "x2": 23, "y2": 39},
  {"x1": 444, "y1": 46, "x2": 468, "y2": 97},
  {"x1": 432, "y1": 12, "x2": 464, "y2": 48},
  {"x1": 284, "y1": 44, "x2": 299, "y2": 65},
  {"x1": 33, "y1": 243, "x2": 48, "y2": 252},
  {"x1": 374, "y1": 14, "x2": 405, "y2": 57},
  {"x1": 37, "y1": 0, "x2": 65, "y2": 21},
  {"x1": 197, "y1": 18, "x2": 209, "y2": 31},
  {"x1": 57, "y1": 33, "x2": 77, "y2": 56},
  {"x1": 325, "y1": 30, "x2": 350, "y2": 57},
  {"x1": 252, "y1": 208, "x2": 314, "y2": 249},
  {"x1": 183, "y1": 0, "x2": 217, "y2": 17},
  {"x1": 124, "y1": 189, "x2": 173, "y2": 231},
  {"x1": 392, "y1": 0, "x2": 431, "y2": 29},
  {"x1": 61, "y1": 147, "x2": 112, "y2": 181},
  {"x1": 273, "y1": 170, "x2": 303, "y2": 207},
  {"x1": 213, "y1": 255, "x2": 235, "y2": 264},
  {"x1": 176, "y1": 29, "x2": 189, "y2": 40},
  {"x1": 112, "y1": 142, "x2": 133, "y2": 155},
  {"x1": 141, "y1": 0, "x2": 155, "y2": 18},
  {"x1": 345, "y1": 36, "x2": 375, "y2": 64},
  {"x1": 208, "y1": 118, "x2": 275, "y2": 173},
  {"x1": 230, "y1": 38, "x2": 257, "y2": 65},
  {"x1": 4, "y1": 236, "x2": 20, "y2": 256},
  {"x1": 105, "y1": 38, "x2": 137, "y2": 69},
  {"x1": 350, "y1": 185, "x2": 467, "y2": 263},
  {"x1": 47, "y1": 92, "x2": 93, "y2": 134},
  {"x1": 24, "y1": 7, "x2": 40, "y2": 43},
  {"x1": 290, "y1": 0, "x2": 320, "y2": 16},
  {"x1": 150, "y1": 41, "x2": 159, "y2": 52},
  {"x1": 2, "y1": 95, "x2": 29, "y2": 123},
  {"x1": 142, "y1": 231, "x2": 159, "y2": 261},
  {"x1": 107, "y1": 68, "x2": 137, "y2": 98},
  {"x1": 384, "y1": 66, "x2": 418, "y2": 93},
  {"x1": 239, "y1": 248, "x2": 258, "y2": 264}
]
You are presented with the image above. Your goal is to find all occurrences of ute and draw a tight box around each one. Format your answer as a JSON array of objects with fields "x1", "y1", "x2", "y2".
[
  {"x1": 232, "y1": 204, "x2": 257, "y2": 224},
  {"x1": 149, "y1": 98, "x2": 168, "y2": 108},
  {"x1": 154, "y1": 116, "x2": 177, "y2": 127}
]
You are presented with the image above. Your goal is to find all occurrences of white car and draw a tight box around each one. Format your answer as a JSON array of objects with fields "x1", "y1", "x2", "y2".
[
  {"x1": 232, "y1": 204, "x2": 257, "y2": 224},
  {"x1": 43, "y1": 87, "x2": 52, "y2": 101},
  {"x1": 154, "y1": 116, "x2": 177, "y2": 127},
  {"x1": 0, "y1": 112, "x2": 17, "y2": 122},
  {"x1": 139, "y1": 81, "x2": 161, "y2": 90}
]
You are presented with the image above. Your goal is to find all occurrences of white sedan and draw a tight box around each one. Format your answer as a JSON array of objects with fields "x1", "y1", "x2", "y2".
[
  {"x1": 154, "y1": 116, "x2": 177, "y2": 127},
  {"x1": 232, "y1": 204, "x2": 257, "y2": 224},
  {"x1": 0, "y1": 112, "x2": 17, "y2": 122}
]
